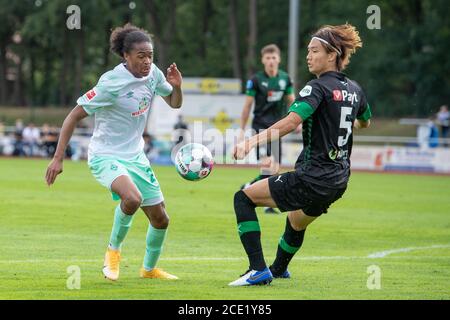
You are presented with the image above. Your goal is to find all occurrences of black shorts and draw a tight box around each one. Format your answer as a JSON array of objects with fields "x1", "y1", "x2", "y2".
[
  {"x1": 268, "y1": 171, "x2": 347, "y2": 217},
  {"x1": 255, "y1": 138, "x2": 282, "y2": 164}
]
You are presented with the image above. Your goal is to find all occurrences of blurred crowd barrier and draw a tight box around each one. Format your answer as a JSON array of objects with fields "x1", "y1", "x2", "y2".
[{"x1": 1, "y1": 122, "x2": 450, "y2": 173}]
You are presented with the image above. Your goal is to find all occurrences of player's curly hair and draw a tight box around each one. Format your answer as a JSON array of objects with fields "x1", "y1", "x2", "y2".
[
  {"x1": 312, "y1": 23, "x2": 363, "y2": 71},
  {"x1": 110, "y1": 23, "x2": 152, "y2": 58}
]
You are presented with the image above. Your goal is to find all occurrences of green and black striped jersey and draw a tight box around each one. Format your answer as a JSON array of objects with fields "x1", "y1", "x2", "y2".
[
  {"x1": 289, "y1": 71, "x2": 372, "y2": 187},
  {"x1": 246, "y1": 70, "x2": 293, "y2": 130}
]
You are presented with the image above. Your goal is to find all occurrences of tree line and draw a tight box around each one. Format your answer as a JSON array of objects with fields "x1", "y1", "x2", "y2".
[{"x1": 0, "y1": 0, "x2": 449, "y2": 117}]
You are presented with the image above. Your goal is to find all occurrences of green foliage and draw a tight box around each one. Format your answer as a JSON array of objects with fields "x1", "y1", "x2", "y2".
[{"x1": 0, "y1": 0, "x2": 448, "y2": 117}]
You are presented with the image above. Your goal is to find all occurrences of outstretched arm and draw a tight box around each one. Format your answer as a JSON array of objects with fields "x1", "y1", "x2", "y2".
[
  {"x1": 45, "y1": 105, "x2": 88, "y2": 186},
  {"x1": 238, "y1": 96, "x2": 254, "y2": 142},
  {"x1": 162, "y1": 63, "x2": 183, "y2": 108},
  {"x1": 285, "y1": 94, "x2": 302, "y2": 133},
  {"x1": 233, "y1": 112, "x2": 303, "y2": 160}
]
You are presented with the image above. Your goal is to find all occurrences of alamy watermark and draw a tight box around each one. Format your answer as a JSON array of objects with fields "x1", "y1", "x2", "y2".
[
  {"x1": 366, "y1": 265, "x2": 381, "y2": 290},
  {"x1": 366, "y1": 5, "x2": 381, "y2": 30},
  {"x1": 66, "y1": 265, "x2": 81, "y2": 290},
  {"x1": 66, "y1": 5, "x2": 81, "y2": 30}
]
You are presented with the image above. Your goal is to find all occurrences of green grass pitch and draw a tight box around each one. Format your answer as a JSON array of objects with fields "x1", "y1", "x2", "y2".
[{"x1": 0, "y1": 158, "x2": 449, "y2": 300}]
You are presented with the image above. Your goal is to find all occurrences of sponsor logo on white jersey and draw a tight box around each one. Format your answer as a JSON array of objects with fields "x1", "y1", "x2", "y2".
[{"x1": 131, "y1": 97, "x2": 151, "y2": 117}]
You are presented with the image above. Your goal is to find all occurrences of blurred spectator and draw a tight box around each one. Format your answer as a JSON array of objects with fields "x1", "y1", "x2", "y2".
[
  {"x1": 173, "y1": 114, "x2": 189, "y2": 146},
  {"x1": 12, "y1": 130, "x2": 25, "y2": 156},
  {"x1": 22, "y1": 123, "x2": 41, "y2": 156},
  {"x1": 15, "y1": 118, "x2": 24, "y2": 135},
  {"x1": 0, "y1": 122, "x2": 4, "y2": 154},
  {"x1": 41, "y1": 124, "x2": 59, "y2": 157},
  {"x1": 436, "y1": 105, "x2": 449, "y2": 147},
  {"x1": 428, "y1": 116, "x2": 439, "y2": 148},
  {"x1": 77, "y1": 119, "x2": 93, "y2": 137},
  {"x1": 417, "y1": 116, "x2": 439, "y2": 149},
  {"x1": 143, "y1": 131, "x2": 158, "y2": 160},
  {"x1": 56, "y1": 126, "x2": 73, "y2": 159},
  {"x1": 12, "y1": 119, "x2": 25, "y2": 155}
]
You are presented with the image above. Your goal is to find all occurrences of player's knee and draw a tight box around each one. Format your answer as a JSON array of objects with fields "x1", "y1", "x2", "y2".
[
  {"x1": 284, "y1": 217, "x2": 305, "y2": 247},
  {"x1": 288, "y1": 218, "x2": 305, "y2": 232},
  {"x1": 234, "y1": 190, "x2": 255, "y2": 208},
  {"x1": 122, "y1": 193, "x2": 142, "y2": 213},
  {"x1": 288, "y1": 212, "x2": 315, "y2": 231},
  {"x1": 234, "y1": 190, "x2": 256, "y2": 221},
  {"x1": 153, "y1": 212, "x2": 170, "y2": 229}
]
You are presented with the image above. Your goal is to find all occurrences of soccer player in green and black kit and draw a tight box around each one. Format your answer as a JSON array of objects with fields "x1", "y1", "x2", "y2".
[
  {"x1": 239, "y1": 44, "x2": 295, "y2": 214},
  {"x1": 230, "y1": 24, "x2": 372, "y2": 286},
  {"x1": 45, "y1": 24, "x2": 182, "y2": 281}
]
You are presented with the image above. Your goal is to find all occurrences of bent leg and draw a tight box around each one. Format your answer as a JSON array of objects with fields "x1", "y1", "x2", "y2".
[
  {"x1": 242, "y1": 178, "x2": 277, "y2": 207},
  {"x1": 234, "y1": 178, "x2": 276, "y2": 272},
  {"x1": 270, "y1": 210, "x2": 317, "y2": 277},
  {"x1": 111, "y1": 175, "x2": 142, "y2": 214},
  {"x1": 108, "y1": 175, "x2": 142, "y2": 250},
  {"x1": 141, "y1": 203, "x2": 169, "y2": 271},
  {"x1": 141, "y1": 202, "x2": 169, "y2": 229},
  {"x1": 288, "y1": 210, "x2": 317, "y2": 231}
]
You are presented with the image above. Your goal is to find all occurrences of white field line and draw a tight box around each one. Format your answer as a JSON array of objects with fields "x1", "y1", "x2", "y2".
[
  {"x1": 366, "y1": 244, "x2": 450, "y2": 258},
  {"x1": 0, "y1": 244, "x2": 448, "y2": 264}
]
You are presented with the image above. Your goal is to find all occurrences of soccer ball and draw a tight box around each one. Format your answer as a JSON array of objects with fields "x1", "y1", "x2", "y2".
[{"x1": 175, "y1": 143, "x2": 214, "y2": 181}]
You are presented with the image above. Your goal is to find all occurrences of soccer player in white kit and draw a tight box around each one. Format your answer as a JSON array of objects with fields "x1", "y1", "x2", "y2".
[{"x1": 45, "y1": 24, "x2": 183, "y2": 281}]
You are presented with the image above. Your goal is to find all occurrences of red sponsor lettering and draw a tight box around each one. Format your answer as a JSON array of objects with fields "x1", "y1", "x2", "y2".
[
  {"x1": 131, "y1": 106, "x2": 149, "y2": 117},
  {"x1": 333, "y1": 90, "x2": 342, "y2": 101},
  {"x1": 86, "y1": 89, "x2": 96, "y2": 100}
]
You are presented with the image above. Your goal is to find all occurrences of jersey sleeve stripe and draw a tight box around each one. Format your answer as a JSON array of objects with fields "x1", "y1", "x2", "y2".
[
  {"x1": 246, "y1": 89, "x2": 256, "y2": 97},
  {"x1": 357, "y1": 103, "x2": 372, "y2": 121},
  {"x1": 289, "y1": 101, "x2": 315, "y2": 121},
  {"x1": 285, "y1": 86, "x2": 294, "y2": 94}
]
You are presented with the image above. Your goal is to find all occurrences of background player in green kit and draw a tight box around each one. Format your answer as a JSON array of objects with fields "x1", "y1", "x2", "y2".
[
  {"x1": 45, "y1": 24, "x2": 182, "y2": 281},
  {"x1": 239, "y1": 44, "x2": 296, "y2": 214},
  {"x1": 230, "y1": 24, "x2": 371, "y2": 286}
]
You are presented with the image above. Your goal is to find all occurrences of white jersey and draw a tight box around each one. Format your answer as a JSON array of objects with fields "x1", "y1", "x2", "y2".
[{"x1": 77, "y1": 63, "x2": 172, "y2": 161}]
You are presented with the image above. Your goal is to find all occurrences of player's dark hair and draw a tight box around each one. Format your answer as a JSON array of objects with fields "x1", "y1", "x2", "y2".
[
  {"x1": 312, "y1": 23, "x2": 362, "y2": 71},
  {"x1": 261, "y1": 44, "x2": 281, "y2": 57},
  {"x1": 110, "y1": 23, "x2": 152, "y2": 58}
]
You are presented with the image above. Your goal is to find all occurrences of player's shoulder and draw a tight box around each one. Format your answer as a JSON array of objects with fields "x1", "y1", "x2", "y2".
[
  {"x1": 150, "y1": 63, "x2": 163, "y2": 76},
  {"x1": 302, "y1": 77, "x2": 324, "y2": 90},
  {"x1": 345, "y1": 77, "x2": 367, "y2": 101},
  {"x1": 305, "y1": 73, "x2": 341, "y2": 92},
  {"x1": 246, "y1": 72, "x2": 262, "y2": 88},
  {"x1": 277, "y1": 69, "x2": 290, "y2": 79},
  {"x1": 253, "y1": 70, "x2": 267, "y2": 80},
  {"x1": 297, "y1": 78, "x2": 325, "y2": 98},
  {"x1": 96, "y1": 64, "x2": 131, "y2": 95},
  {"x1": 346, "y1": 77, "x2": 364, "y2": 92},
  {"x1": 150, "y1": 63, "x2": 168, "y2": 83}
]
